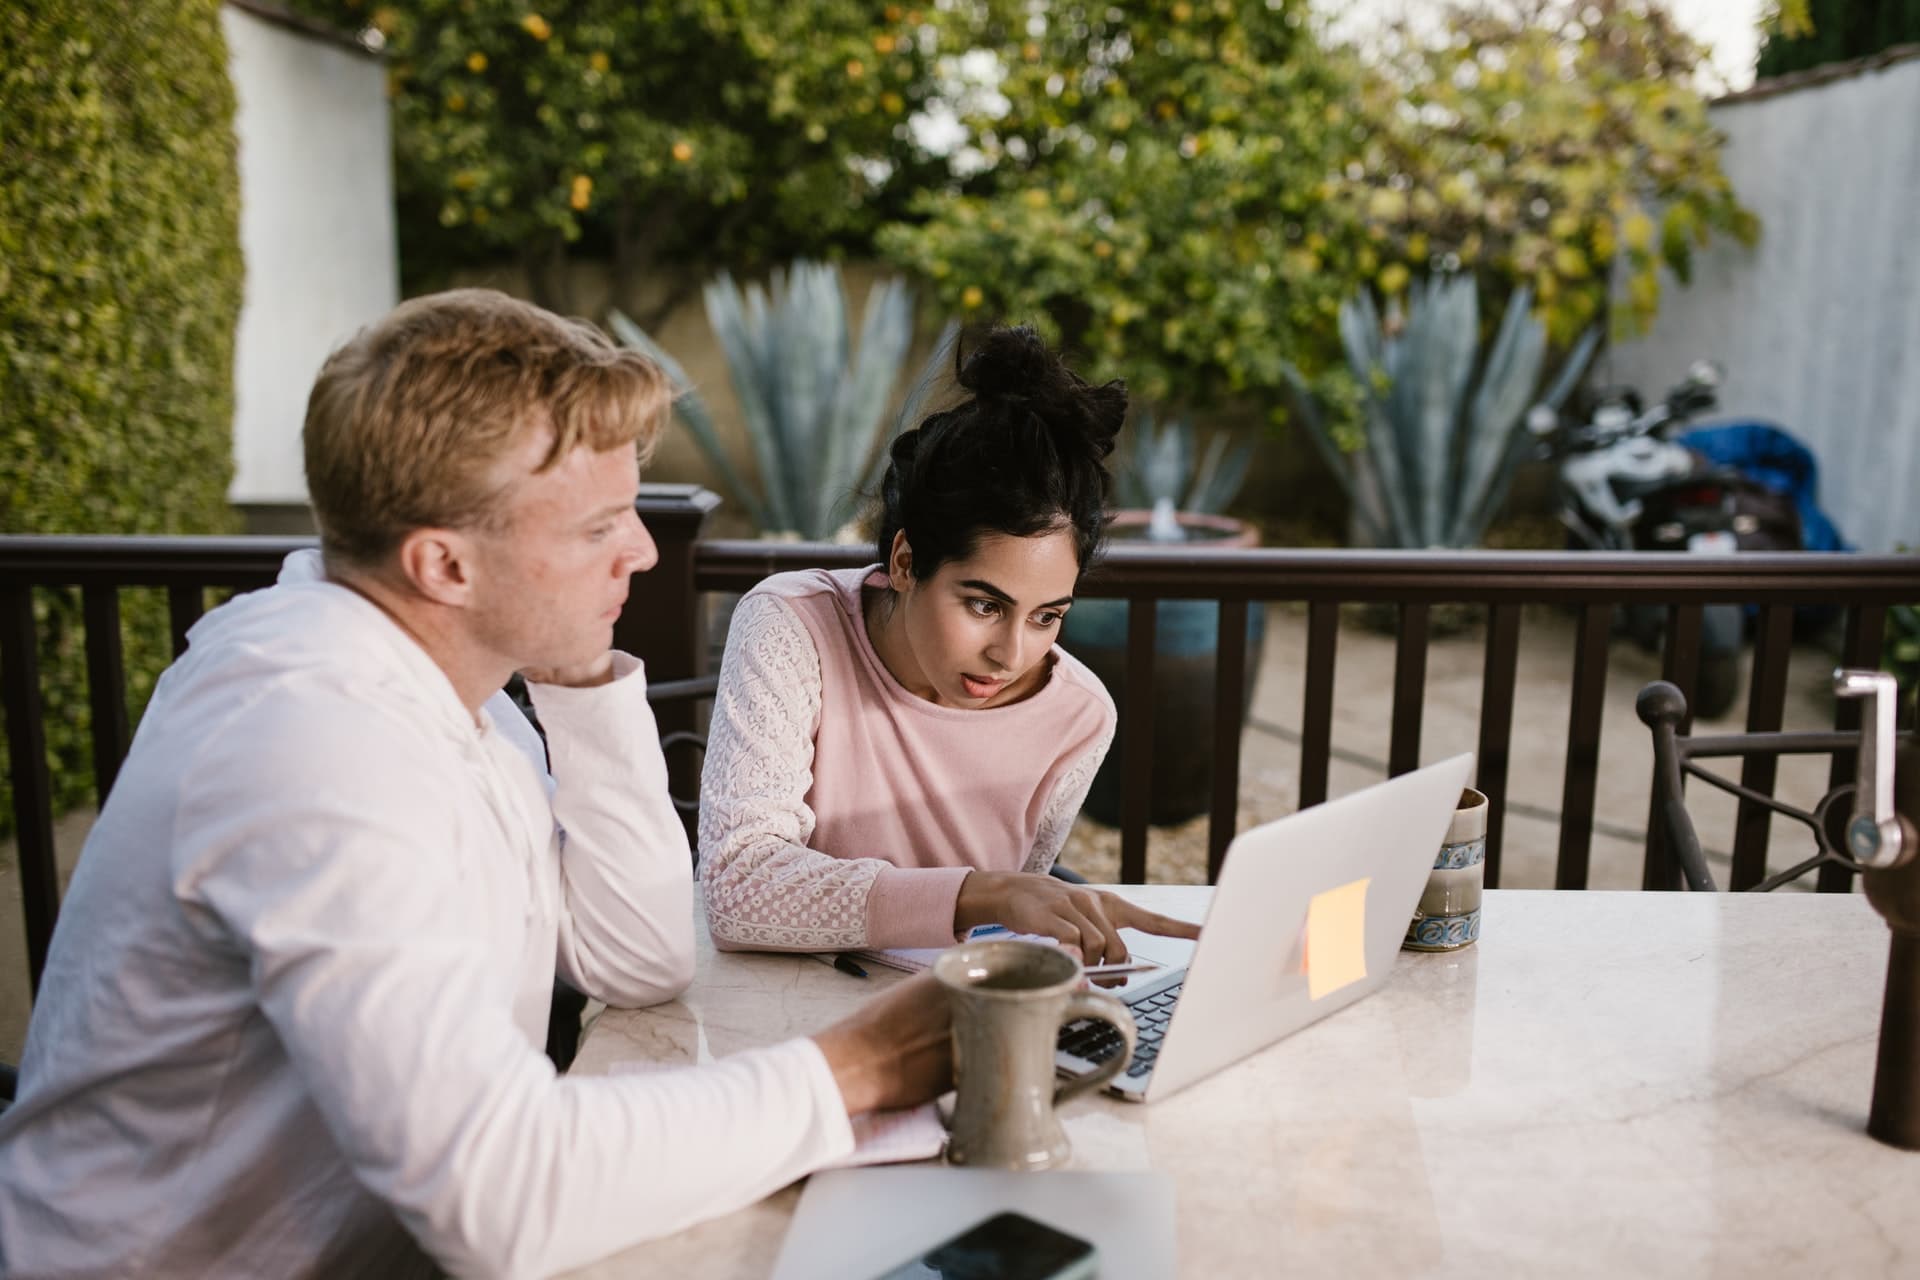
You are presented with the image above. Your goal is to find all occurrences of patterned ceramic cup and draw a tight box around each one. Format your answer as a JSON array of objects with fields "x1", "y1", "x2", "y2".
[{"x1": 1404, "y1": 787, "x2": 1488, "y2": 951}]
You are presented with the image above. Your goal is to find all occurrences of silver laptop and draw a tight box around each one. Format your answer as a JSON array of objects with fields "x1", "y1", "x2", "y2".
[{"x1": 1056, "y1": 753, "x2": 1475, "y2": 1103}]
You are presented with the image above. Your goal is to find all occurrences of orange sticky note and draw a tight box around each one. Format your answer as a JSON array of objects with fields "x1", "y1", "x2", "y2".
[{"x1": 1306, "y1": 877, "x2": 1370, "y2": 1001}]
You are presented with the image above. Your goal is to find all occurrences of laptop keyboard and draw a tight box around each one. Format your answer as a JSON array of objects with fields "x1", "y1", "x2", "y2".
[{"x1": 1057, "y1": 980, "x2": 1183, "y2": 1081}]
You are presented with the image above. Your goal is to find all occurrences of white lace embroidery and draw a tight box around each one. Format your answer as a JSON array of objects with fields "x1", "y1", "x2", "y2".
[
  {"x1": 698, "y1": 591, "x2": 892, "y2": 950},
  {"x1": 1022, "y1": 716, "x2": 1115, "y2": 875}
]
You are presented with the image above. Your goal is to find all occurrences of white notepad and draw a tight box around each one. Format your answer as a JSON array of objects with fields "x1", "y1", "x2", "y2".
[
  {"x1": 611, "y1": 1063, "x2": 946, "y2": 1168},
  {"x1": 834, "y1": 1103, "x2": 947, "y2": 1168},
  {"x1": 770, "y1": 1166, "x2": 1177, "y2": 1280}
]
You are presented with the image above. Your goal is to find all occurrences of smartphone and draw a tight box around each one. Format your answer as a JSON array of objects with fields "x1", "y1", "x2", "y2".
[{"x1": 869, "y1": 1210, "x2": 1099, "y2": 1280}]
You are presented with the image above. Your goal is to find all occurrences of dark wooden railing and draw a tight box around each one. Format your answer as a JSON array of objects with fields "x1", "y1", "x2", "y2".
[{"x1": 6, "y1": 486, "x2": 1920, "y2": 999}]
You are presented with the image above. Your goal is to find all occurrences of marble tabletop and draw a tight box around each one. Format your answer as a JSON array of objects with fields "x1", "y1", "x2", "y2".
[{"x1": 563, "y1": 888, "x2": 1918, "y2": 1278}]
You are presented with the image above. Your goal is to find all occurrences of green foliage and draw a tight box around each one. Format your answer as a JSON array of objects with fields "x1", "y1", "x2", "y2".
[
  {"x1": 290, "y1": 0, "x2": 954, "y2": 301},
  {"x1": 1286, "y1": 276, "x2": 1597, "y2": 549},
  {"x1": 1113, "y1": 414, "x2": 1254, "y2": 517},
  {"x1": 613, "y1": 262, "x2": 945, "y2": 539},
  {"x1": 0, "y1": 1, "x2": 242, "y2": 833},
  {"x1": 880, "y1": 0, "x2": 1743, "y2": 445},
  {"x1": 1758, "y1": 0, "x2": 1920, "y2": 79},
  {"x1": 1887, "y1": 604, "x2": 1920, "y2": 725},
  {"x1": 1885, "y1": 545, "x2": 1920, "y2": 726},
  {"x1": 877, "y1": 0, "x2": 1369, "y2": 411},
  {"x1": 1344, "y1": 0, "x2": 1759, "y2": 345}
]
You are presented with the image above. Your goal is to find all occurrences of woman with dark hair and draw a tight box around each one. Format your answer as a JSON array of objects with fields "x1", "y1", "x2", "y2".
[{"x1": 698, "y1": 327, "x2": 1199, "y2": 962}]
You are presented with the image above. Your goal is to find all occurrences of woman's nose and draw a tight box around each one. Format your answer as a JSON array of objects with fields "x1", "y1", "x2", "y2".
[{"x1": 985, "y1": 624, "x2": 1023, "y2": 674}]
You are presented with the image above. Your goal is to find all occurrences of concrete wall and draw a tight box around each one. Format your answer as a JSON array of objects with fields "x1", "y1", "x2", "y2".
[
  {"x1": 223, "y1": 3, "x2": 398, "y2": 506},
  {"x1": 1605, "y1": 53, "x2": 1920, "y2": 553}
]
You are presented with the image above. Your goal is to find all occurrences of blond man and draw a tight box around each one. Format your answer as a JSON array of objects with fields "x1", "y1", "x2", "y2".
[{"x1": 0, "y1": 290, "x2": 948, "y2": 1278}]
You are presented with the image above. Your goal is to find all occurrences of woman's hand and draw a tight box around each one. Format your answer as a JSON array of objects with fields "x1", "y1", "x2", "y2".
[{"x1": 952, "y1": 871, "x2": 1201, "y2": 965}]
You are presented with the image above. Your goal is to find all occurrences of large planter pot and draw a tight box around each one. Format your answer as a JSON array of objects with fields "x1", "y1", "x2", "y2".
[{"x1": 1062, "y1": 512, "x2": 1264, "y2": 828}]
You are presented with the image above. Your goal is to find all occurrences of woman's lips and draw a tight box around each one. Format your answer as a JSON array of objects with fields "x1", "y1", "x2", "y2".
[{"x1": 961, "y1": 673, "x2": 1007, "y2": 699}]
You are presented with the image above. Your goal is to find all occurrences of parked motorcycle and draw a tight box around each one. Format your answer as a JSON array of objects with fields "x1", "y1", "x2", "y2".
[{"x1": 1529, "y1": 362, "x2": 1800, "y2": 720}]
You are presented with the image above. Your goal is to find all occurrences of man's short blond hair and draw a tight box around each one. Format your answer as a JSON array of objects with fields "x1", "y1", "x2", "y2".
[{"x1": 303, "y1": 288, "x2": 670, "y2": 566}]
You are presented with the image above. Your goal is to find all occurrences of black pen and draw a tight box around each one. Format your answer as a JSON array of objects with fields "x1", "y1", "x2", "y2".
[{"x1": 805, "y1": 951, "x2": 869, "y2": 979}]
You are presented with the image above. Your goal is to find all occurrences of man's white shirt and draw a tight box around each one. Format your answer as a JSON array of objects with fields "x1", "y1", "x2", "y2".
[{"x1": 0, "y1": 551, "x2": 853, "y2": 1279}]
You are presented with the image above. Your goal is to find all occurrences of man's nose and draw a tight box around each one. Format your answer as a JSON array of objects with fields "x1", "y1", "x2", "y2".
[{"x1": 623, "y1": 512, "x2": 659, "y2": 575}]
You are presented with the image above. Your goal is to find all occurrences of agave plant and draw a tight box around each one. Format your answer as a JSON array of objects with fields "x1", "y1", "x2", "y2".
[
  {"x1": 1113, "y1": 412, "x2": 1255, "y2": 518},
  {"x1": 613, "y1": 261, "x2": 945, "y2": 541},
  {"x1": 1285, "y1": 274, "x2": 1599, "y2": 549}
]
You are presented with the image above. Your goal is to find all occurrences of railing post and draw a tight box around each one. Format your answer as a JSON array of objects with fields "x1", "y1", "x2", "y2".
[
  {"x1": 2, "y1": 583, "x2": 60, "y2": 992},
  {"x1": 621, "y1": 485, "x2": 722, "y2": 675},
  {"x1": 621, "y1": 486, "x2": 722, "y2": 817}
]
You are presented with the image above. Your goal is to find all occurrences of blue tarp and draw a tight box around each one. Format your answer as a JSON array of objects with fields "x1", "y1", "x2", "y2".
[{"x1": 1678, "y1": 421, "x2": 1852, "y2": 553}]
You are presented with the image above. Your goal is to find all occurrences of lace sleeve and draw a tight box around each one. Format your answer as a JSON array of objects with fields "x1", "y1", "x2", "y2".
[
  {"x1": 1021, "y1": 716, "x2": 1116, "y2": 875},
  {"x1": 698, "y1": 591, "x2": 892, "y2": 951}
]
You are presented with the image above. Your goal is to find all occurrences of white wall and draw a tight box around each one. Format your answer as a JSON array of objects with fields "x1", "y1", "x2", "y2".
[
  {"x1": 223, "y1": 4, "x2": 397, "y2": 505},
  {"x1": 1604, "y1": 55, "x2": 1920, "y2": 553}
]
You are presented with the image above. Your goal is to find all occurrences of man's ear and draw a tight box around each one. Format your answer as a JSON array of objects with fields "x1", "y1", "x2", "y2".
[
  {"x1": 888, "y1": 529, "x2": 914, "y2": 592},
  {"x1": 395, "y1": 526, "x2": 477, "y2": 607}
]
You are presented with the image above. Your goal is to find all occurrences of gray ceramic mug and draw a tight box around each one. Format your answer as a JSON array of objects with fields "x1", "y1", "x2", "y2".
[{"x1": 932, "y1": 940, "x2": 1136, "y2": 1171}]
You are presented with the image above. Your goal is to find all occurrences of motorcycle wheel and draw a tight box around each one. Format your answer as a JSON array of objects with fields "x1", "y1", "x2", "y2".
[{"x1": 1693, "y1": 604, "x2": 1744, "y2": 720}]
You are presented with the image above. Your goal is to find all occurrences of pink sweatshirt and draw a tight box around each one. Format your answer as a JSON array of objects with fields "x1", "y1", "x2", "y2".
[{"x1": 699, "y1": 567, "x2": 1116, "y2": 950}]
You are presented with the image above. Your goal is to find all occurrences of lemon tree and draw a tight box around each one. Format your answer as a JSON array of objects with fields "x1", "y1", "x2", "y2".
[
  {"x1": 879, "y1": 0, "x2": 1367, "y2": 411},
  {"x1": 293, "y1": 0, "x2": 952, "y2": 309},
  {"x1": 1344, "y1": 1, "x2": 1758, "y2": 343}
]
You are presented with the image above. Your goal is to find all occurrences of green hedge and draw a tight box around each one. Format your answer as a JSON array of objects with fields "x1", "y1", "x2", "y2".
[
  {"x1": 1, "y1": 1, "x2": 242, "y2": 835},
  {"x1": 1757, "y1": 0, "x2": 1920, "y2": 79}
]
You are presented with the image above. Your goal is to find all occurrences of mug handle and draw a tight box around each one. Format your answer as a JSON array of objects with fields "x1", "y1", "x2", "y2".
[{"x1": 1052, "y1": 989, "x2": 1137, "y2": 1105}]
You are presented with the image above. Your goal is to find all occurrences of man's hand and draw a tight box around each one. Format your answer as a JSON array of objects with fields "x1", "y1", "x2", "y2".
[
  {"x1": 953, "y1": 871, "x2": 1202, "y2": 965},
  {"x1": 520, "y1": 652, "x2": 617, "y2": 689},
  {"x1": 813, "y1": 974, "x2": 952, "y2": 1116}
]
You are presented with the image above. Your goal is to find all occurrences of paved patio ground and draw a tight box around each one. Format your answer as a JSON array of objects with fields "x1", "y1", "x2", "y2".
[
  {"x1": 1060, "y1": 602, "x2": 1851, "y2": 892},
  {"x1": 1, "y1": 603, "x2": 1857, "y2": 1060}
]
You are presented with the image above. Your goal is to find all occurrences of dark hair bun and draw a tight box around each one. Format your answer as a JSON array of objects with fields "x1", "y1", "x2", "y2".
[
  {"x1": 956, "y1": 326, "x2": 1124, "y2": 462},
  {"x1": 874, "y1": 324, "x2": 1124, "y2": 581}
]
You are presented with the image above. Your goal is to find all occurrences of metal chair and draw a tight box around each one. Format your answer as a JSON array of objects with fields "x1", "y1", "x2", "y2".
[{"x1": 1637, "y1": 677, "x2": 1914, "y2": 892}]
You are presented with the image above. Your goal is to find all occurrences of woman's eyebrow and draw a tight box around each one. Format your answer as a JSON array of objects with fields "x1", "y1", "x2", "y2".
[{"x1": 956, "y1": 578, "x2": 1073, "y2": 609}]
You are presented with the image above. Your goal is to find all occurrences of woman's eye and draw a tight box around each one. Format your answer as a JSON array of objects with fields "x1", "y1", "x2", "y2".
[
  {"x1": 968, "y1": 599, "x2": 1000, "y2": 618},
  {"x1": 1034, "y1": 611, "x2": 1064, "y2": 628}
]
